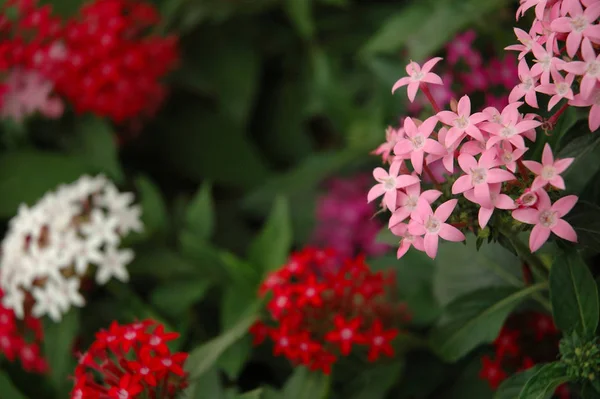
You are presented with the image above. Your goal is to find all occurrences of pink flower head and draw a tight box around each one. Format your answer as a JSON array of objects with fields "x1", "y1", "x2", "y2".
[
  {"x1": 550, "y1": 2, "x2": 600, "y2": 58},
  {"x1": 522, "y1": 143, "x2": 574, "y2": 190},
  {"x1": 535, "y1": 69, "x2": 575, "y2": 110},
  {"x1": 446, "y1": 30, "x2": 477, "y2": 65},
  {"x1": 483, "y1": 102, "x2": 542, "y2": 150},
  {"x1": 408, "y1": 199, "x2": 466, "y2": 259},
  {"x1": 497, "y1": 142, "x2": 528, "y2": 173},
  {"x1": 388, "y1": 182, "x2": 442, "y2": 227},
  {"x1": 509, "y1": 59, "x2": 540, "y2": 108},
  {"x1": 512, "y1": 191, "x2": 578, "y2": 252},
  {"x1": 505, "y1": 28, "x2": 541, "y2": 59},
  {"x1": 372, "y1": 126, "x2": 404, "y2": 163},
  {"x1": 561, "y1": 38, "x2": 600, "y2": 99},
  {"x1": 452, "y1": 149, "x2": 516, "y2": 208},
  {"x1": 464, "y1": 183, "x2": 516, "y2": 228},
  {"x1": 392, "y1": 58, "x2": 444, "y2": 102},
  {"x1": 530, "y1": 37, "x2": 565, "y2": 84},
  {"x1": 367, "y1": 161, "x2": 420, "y2": 211},
  {"x1": 569, "y1": 84, "x2": 600, "y2": 131},
  {"x1": 393, "y1": 116, "x2": 445, "y2": 174},
  {"x1": 426, "y1": 127, "x2": 460, "y2": 173},
  {"x1": 437, "y1": 95, "x2": 487, "y2": 147},
  {"x1": 517, "y1": 0, "x2": 549, "y2": 20},
  {"x1": 390, "y1": 223, "x2": 425, "y2": 259}
]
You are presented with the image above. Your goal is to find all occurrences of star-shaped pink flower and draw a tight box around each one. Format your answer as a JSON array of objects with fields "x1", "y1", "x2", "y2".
[
  {"x1": 452, "y1": 149, "x2": 516, "y2": 208},
  {"x1": 550, "y1": 1, "x2": 600, "y2": 58},
  {"x1": 496, "y1": 142, "x2": 528, "y2": 173},
  {"x1": 516, "y1": 0, "x2": 549, "y2": 20},
  {"x1": 368, "y1": 161, "x2": 420, "y2": 211},
  {"x1": 569, "y1": 84, "x2": 600, "y2": 131},
  {"x1": 522, "y1": 143, "x2": 574, "y2": 191},
  {"x1": 530, "y1": 37, "x2": 565, "y2": 85},
  {"x1": 509, "y1": 59, "x2": 539, "y2": 108},
  {"x1": 426, "y1": 127, "x2": 460, "y2": 174},
  {"x1": 437, "y1": 95, "x2": 487, "y2": 147},
  {"x1": 372, "y1": 126, "x2": 404, "y2": 163},
  {"x1": 512, "y1": 191, "x2": 578, "y2": 252},
  {"x1": 535, "y1": 70, "x2": 575, "y2": 110},
  {"x1": 464, "y1": 183, "x2": 516, "y2": 228},
  {"x1": 561, "y1": 38, "x2": 600, "y2": 99},
  {"x1": 393, "y1": 116, "x2": 445, "y2": 174},
  {"x1": 408, "y1": 199, "x2": 466, "y2": 259},
  {"x1": 505, "y1": 28, "x2": 541, "y2": 60},
  {"x1": 392, "y1": 58, "x2": 444, "y2": 102},
  {"x1": 388, "y1": 182, "x2": 442, "y2": 227},
  {"x1": 390, "y1": 223, "x2": 425, "y2": 259},
  {"x1": 482, "y1": 102, "x2": 541, "y2": 150}
]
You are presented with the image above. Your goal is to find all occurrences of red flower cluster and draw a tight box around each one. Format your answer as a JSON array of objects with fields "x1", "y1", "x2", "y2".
[
  {"x1": 71, "y1": 319, "x2": 188, "y2": 399},
  {"x1": 479, "y1": 311, "x2": 570, "y2": 398},
  {"x1": 0, "y1": 289, "x2": 47, "y2": 373},
  {"x1": 250, "y1": 247, "x2": 410, "y2": 374},
  {"x1": 0, "y1": 0, "x2": 178, "y2": 123}
]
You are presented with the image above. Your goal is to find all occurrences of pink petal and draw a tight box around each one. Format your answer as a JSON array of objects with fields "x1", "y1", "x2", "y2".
[
  {"x1": 421, "y1": 57, "x2": 443, "y2": 74},
  {"x1": 424, "y1": 139, "x2": 446, "y2": 155},
  {"x1": 389, "y1": 208, "x2": 411, "y2": 227},
  {"x1": 531, "y1": 176, "x2": 547, "y2": 191},
  {"x1": 458, "y1": 153, "x2": 477, "y2": 173},
  {"x1": 422, "y1": 73, "x2": 443, "y2": 85},
  {"x1": 524, "y1": 89, "x2": 539, "y2": 108},
  {"x1": 466, "y1": 125, "x2": 484, "y2": 142},
  {"x1": 437, "y1": 110, "x2": 457, "y2": 126},
  {"x1": 478, "y1": 149, "x2": 497, "y2": 169},
  {"x1": 541, "y1": 143, "x2": 554, "y2": 165},
  {"x1": 486, "y1": 169, "x2": 516, "y2": 183},
  {"x1": 581, "y1": 38, "x2": 595, "y2": 62},
  {"x1": 474, "y1": 183, "x2": 492, "y2": 208},
  {"x1": 404, "y1": 183, "x2": 421, "y2": 197},
  {"x1": 384, "y1": 190, "x2": 397, "y2": 211},
  {"x1": 537, "y1": 189, "x2": 552, "y2": 210},
  {"x1": 580, "y1": 74, "x2": 597, "y2": 99},
  {"x1": 390, "y1": 160, "x2": 401, "y2": 176},
  {"x1": 442, "y1": 155, "x2": 454, "y2": 173},
  {"x1": 550, "y1": 17, "x2": 572, "y2": 33},
  {"x1": 397, "y1": 241, "x2": 411, "y2": 259},
  {"x1": 547, "y1": 95, "x2": 561, "y2": 111},
  {"x1": 420, "y1": 116, "x2": 439, "y2": 136},
  {"x1": 421, "y1": 189, "x2": 442, "y2": 203},
  {"x1": 405, "y1": 61, "x2": 420, "y2": 75},
  {"x1": 452, "y1": 175, "x2": 473, "y2": 194},
  {"x1": 515, "y1": 120, "x2": 542, "y2": 133},
  {"x1": 463, "y1": 188, "x2": 476, "y2": 204},
  {"x1": 549, "y1": 175, "x2": 566, "y2": 190},
  {"x1": 522, "y1": 160, "x2": 542, "y2": 174},
  {"x1": 396, "y1": 174, "x2": 420, "y2": 188},
  {"x1": 423, "y1": 233, "x2": 439, "y2": 259},
  {"x1": 411, "y1": 150, "x2": 424, "y2": 174},
  {"x1": 551, "y1": 195, "x2": 578, "y2": 217},
  {"x1": 367, "y1": 184, "x2": 385, "y2": 203},
  {"x1": 373, "y1": 167, "x2": 388, "y2": 180},
  {"x1": 394, "y1": 139, "x2": 413, "y2": 155},
  {"x1": 392, "y1": 76, "x2": 411, "y2": 93},
  {"x1": 390, "y1": 222, "x2": 408, "y2": 236},
  {"x1": 510, "y1": 135, "x2": 526, "y2": 149},
  {"x1": 566, "y1": 31, "x2": 583, "y2": 58},
  {"x1": 509, "y1": 86, "x2": 526, "y2": 103},
  {"x1": 512, "y1": 208, "x2": 540, "y2": 224},
  {"x1": 478, "y1": 207, "x2": 494, "y2": 228},
  {"x1": 407, "y1": 82, "x2": 419, "y2": 102},
  {"x1": 495, "y1": 194, "x2": 516, "y2": 210},
  {"x1": 412, "y1": 236, "x2": 425, "y2": 252},
  {"x1": 551, "y1": 219, "x2": 578, "y2": 242},
  {"x1": 553, "y1": 157, "x2": 574, "y2": 173},
  {"x1": 457, "y1": 95, "x2": 471, "y2": 116},
  {"x1": 562, "y1": 61, "x2": 586, "y2": 75},
  {"x1": 439, "y1": 223, "x2": 466, "y2": 241},
  {"x1": 408, "y1": 222, "x2": 426, "y2": 236},
  {"x1": 434, "y1": 199, "x2": 458, "y2": 222},
  {"x1": 529, "y1": 224, "x2": 551, "y2": 252},
  {"x1": 445, "y1": 128, "x2": 465, "y2": 147},
  {"x1": 404, "y1": 117, "x2": 418, "y2": 136}
]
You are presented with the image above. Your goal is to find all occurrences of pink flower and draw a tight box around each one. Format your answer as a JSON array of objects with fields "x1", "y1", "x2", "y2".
[
  {"x1": 561, "y1": 38, "x2": 600, "y2": 99},
  {"x1": 388, "y1": 183, "x2": 442, "y2": 227},
  {"x1": 393, "y1": 116, "x2": 445, "y2": 174},
  {"x1": 535, "y1": 69, "x2": 575, "y2": 110},
  {"x1": 550, "y1": 1, "x2": 600, "y2": 58},
  {"x1": 446, "y1": 30, "x2": 477, "y2": 65},
  {"x1": 437, "y1": 95, "x2": 487, "y2": 147},
  {"x1": 483, "y1": 102, "x2": 542, "y2": 150},
  {"x1": 509, "y1": 59, "x2": 540, "y2": 108},
  {"x1": 372, "y1": 126, "x2": 404, "y2": 163},
  {"x1": 408, "y1": 199, "x2": 465, "y2": 259},
  {"x1": 516, "y1": 188, "x2": 540, "y2": 208},
  {"x1": 368, "y1": 161, "x2": 420, "y2": 210},
  {"x1": 496, "y1": 142, "x2": 528, "y2": 173},
  {"x1": 522, "y1": 143, "x2": 574, "y2": 190},
  {"x1": 392, "y1": 58, "x2": 444, "y2": 102},
  {"x1": 512, "y1": 191, "x2": 578, "y2": 252},
  {"x1": 569, "y1": 84, "x2": 600, "y2": 131},
  {"x1": 464, "y1": 183, "x2": 516, "y2": 228},
  {"x1": 505, "y1": 28, "x2": 541, "y2": 59},
  {"x1": 390, "y1": 223, "x2": 425, "y2": 259},
  {"x1": 426, "y1": 127, "x2": 460, "y2": 173},
  {"x1": 517, "y1": 0, "x2": 549, "y2": 20},
  {"x1": 530, "y1": 38, "x2": 565, "y2": 84},
  {"x1": 452, "y1": 149, "x2": 516, "y2": 208}
]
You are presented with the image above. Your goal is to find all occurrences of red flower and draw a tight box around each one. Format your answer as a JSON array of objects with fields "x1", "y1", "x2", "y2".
[
  {"x1": 325, "y1": 316, "x2": 364, "y2": 356},
  {"x1": 479, "y1": 355, "x2": 507, "y2": 389},
  {"x1": 529, "y1": 313, "x2": 558, "y2": 341},
  {"x1": 364, "y1": 320, "x2": 398, "y2": 362},
  {"x1": 146, "y1": 324, "x2": 179, "y2": 355},
  {"x1": 249, "y1": 321, "x2": 269, "y2": 345},
  {"x1": 108, "y1": 374, "x2": 143, "y2": 399},
  {"x1": 493, "y1": 328, "x2": 521, "y2": 359}
]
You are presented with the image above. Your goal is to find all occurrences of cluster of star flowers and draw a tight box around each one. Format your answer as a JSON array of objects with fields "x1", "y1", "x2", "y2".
[
  {"x1": 509, "y1": 0, "x2": 600, "y2": 131},
  {"x1": 0, "y1": 289, "x2": 48, "y2": 374},
  {"x1": 0, "y1": 0, "x2": 179, "y2": 123},
  {"x1": 312, "y1": 174, "x2": 388, "y2": 259},
  {"x1": 71, "y1": 319, "x2": 188, "y2": 399},
  {"x1": 478, "y1": 311, "x2": 571, "y2": 398},
  {"x1": 407, "y1": 29, "x2": 519, "y2": 115},
  {"x1": 249, "y1": 247, "x2": 410, "y2": 374},
  {"x1": 0, "y1": 175, "x2": 143, "y2": 322}
]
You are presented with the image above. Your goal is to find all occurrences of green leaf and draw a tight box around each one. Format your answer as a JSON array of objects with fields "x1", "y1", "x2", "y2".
[
  {"x1": 559, "y1": 132, "x2": 600, "y2": 194},
  {"x1": 549, "y1": 252, "x2": 599, "y2": 337},
  {"x1": 43, "y1": 309, "x2": 79, "y2": 397},
  {"x1": 127, "y1": 247, "x2": 205, "y2": 279},
  {"x1": 74, "y1": 115, "x2": 123, "y2": 183},
  {"x1": 281, "y1": 367, "x2": 330, "y2": 399},
  {"x1": 236, "y1": 389, "x2": 264, "y2": 399},
  {"x1": 185, "y1": 300, "x2": 261, "y2": 380},
  {"x1": 183, "y1": 366, "x2": 226, "y2": 399},
  {"x1": 582, "y1": 382, "x2": 600, "y2": 398},
  {"x1": 518, "y1": 362, "x2": 569, "y2": 399},
  {"x1": 430, "y1": 284, "x2": 548, "y2": 362},
  {"x1": 135, "y1": 176, "x2": 168, "y2": 238},
  {"x1": 494, "y1": 366, "x2": 542, "y2": 399},
  {"x1": 247, "y1": 196, "x2": 292, "y2": 274},
  {"x1": 185, "y1": 182, "x2": 215, "y2": 241},
  {"x1": 0, "y1": 151, "x2": 90, "y2": 218},
  {"x1": 150, "y1": 278, "x2": 213, "y2": 318},
  {"x1": 439, "y1": 355, "x2": 493, "y2": 399},
  {"x1": 0, "y1": 371, "x2": 28, "y2": 399},
  {"x1": 345, "y1": 361, "x2": 404, "y2": 399},
  {"x1": 284, "y1": 0, "x2": 314, "y2": 39}
]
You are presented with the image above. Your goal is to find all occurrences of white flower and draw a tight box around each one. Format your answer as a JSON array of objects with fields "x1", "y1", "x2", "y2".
[
  {"x1": 96, "y1": 246, "x2": 134, "y2": 285},
  {"x1": 80, "y1": 209, "x2": 120, "y2": 247}
]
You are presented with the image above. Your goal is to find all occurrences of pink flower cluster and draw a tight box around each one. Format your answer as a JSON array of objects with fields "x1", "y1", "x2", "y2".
[
  {"x1": 312, "y1": 175, "x2": 388, "y2": 259},
  {"x1": 370, "y1": 0, "x2": 599, "y2": 258}
]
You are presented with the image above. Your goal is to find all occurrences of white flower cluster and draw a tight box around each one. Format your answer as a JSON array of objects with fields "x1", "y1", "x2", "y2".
[{"x1": 0, "y1": 175, "x2": 143, "y2": 322}]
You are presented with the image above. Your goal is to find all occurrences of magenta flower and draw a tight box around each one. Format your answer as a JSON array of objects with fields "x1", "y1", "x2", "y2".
[
  {"x1": 390, "y1": 223, "x2": 425, "y2": 259},
  {"x1": 483, "y1": 102, "x2": 541, "y2": 150},
  {"x1": 388, "y1": 182, "x2": 442, "y2": 227},
  {"x1": 464, "y1": 183, "x2": 516, "y2": 228},
  {"x1": 460, "y1": 67, "x2": 489, "y2": 93},
  {"x1": 522, "y1": 143, "x2": 574, "y2": 191},
  {"x1": 392, "y1": 58, "x2": 444, "y2": 102},
  {"x1": 368, "y1": 161, "x2": 420, "y2": 211},
  {"x1": 550, "y1": 1, "x2": 600, "y2": 58},
  {"x1": 512, "y1": 191, "x2": 578, "y2": 252},
  {"x1": 530, "y1": 38, "x2": 565, "y2": 84},
  {"x1": 446, "y1": 30, "x2": 477, "y2": 65},
  {"x1": 393, "y1": 116, "x2": 445, "y2": 174},
  {"x1": 489, "y1": 54, "x2": 520, "y2": 90},
  {"x1": 535, "y1": 70, "x2": 575, "y2": 110},
  {"x1": 496, "y1": 142, "x2": 528, "y2": 173},
  {"x1": 561, "y1": 38, "x2": 600, "y2": 99},
  {"x1": 408, "y1": 199, "x2": 466, "y2": 259},
  {"x1": 505, "y1": 28, "x2": 541, "y2": 59},
  {"x1": 437, "y1": 95, "x2": 487, "y2": 147},
  {"x1": 509, "y1": 59, "x2": 539, "y2": 108},
  {"x1": 569, "y1": 84, "x2": 600, "y2": 131},
  {"x1": 452, "y1": 149, "x2": 516, "y2": 208}
]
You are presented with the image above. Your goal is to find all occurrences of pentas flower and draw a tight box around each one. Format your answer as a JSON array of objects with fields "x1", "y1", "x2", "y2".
[
  {"x1": 390, "y1": 223, "x2": 425, "y2": 259},
  {"x1": 509, "y1": 59, "x2": 539, "y2": 108},
  {"x1": 535, "y1": 69, "x2": 575, "y2": 110},
  {"x1": 483, "y1": 102, "x2": 541, "y2": 150},
  {"x1": 389, "y1": 182, "x2": 442, "y2": 227},
  {"x1": 392, "y1": 58, "x2": 443, "y2": 102},
  {"x1": 70, "y1": 320, "x2": 188, "y2": 399},
  {"x1": 569, "y1": 84, "x2": 599, "y2": 131},
  {"x1": 368, "y1": 161, "x2": 420, "y2": 210},
  {"x1": 523, "y1": 143, "x2": 574, "y2": 191},
  {"x1": 512, "y1": 190, "x2": 578, "y2": 252},
  {"x1": 505, "y1": 28, "x2": 541, "y2": 59},
  {"x1": 426, "y1": 127, "x2": 460, "y2": 173},
  {"x1": 530, "y1": 38, "x2": 564, "y2": 84},
  {"x1": 517, "y1": 0, "x2": 550, "y2": 20},
  {"x1": 393, "y1": 116, "x2": 445, "y2": 174},
  {"x1": 464, "y1": 183, "x2": 516, "y2": 228},
  {"x1": 561, "y1": 38, "x2": 600, "y2": 99},
  {"x1": 496, "y1": 142, "x2": 528, "y2": 173},
  {"x1": 372, "y1": 126, "x2": 404, "y2": 163},
  {"x1": 550, "y1": 1, "x2": 600, "y2": 57},
  {"x1": 251, "y1": 248, "x2": 410, "y2": 374},
  {"x1": 437, "y1": 95, "x2": 486, "y2": 146},
  {"x1": 0, "y1": 175, "x2": 143, "y2": 322}
]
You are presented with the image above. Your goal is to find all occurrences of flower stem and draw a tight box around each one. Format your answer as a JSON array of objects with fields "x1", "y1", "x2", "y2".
[
  {"x1": 423, "y1": 163, "x2": 441, "y2": 190},
  {"x1": 498, "y1": 225, "x2": 550, "y2": 277},
  {"x1": 547, "y1": 102, "x2": 569, "y2": 127},
  {"x1": 419, "y1": 83, "x2": 441, "y2": 113}
]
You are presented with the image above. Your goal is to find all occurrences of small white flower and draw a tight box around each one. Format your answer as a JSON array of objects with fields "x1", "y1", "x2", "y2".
[
  {"x1": 80, "y1": 209, "x2": 120, "y2": 247},
  {"x1": 2, "y1": 289, "x2": 24, "y2": 319},
  {"x1": 96, "y1": 246, "x2": 134, "y2": 285},
  {"x1": 31, "y1": 283, "x2": 64, "y2": 322},
  {"x1": 72, "y1": 237, "x2": 104, "y2": 275}
]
